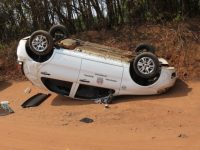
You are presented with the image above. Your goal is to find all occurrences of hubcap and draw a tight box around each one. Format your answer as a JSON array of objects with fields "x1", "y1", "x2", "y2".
[
  {"x1": 32, "y1": 35, "x2": 48, "y2": 52},
  {"x1": 137, "y1": 57, "x2": 155, "y2": 74}
]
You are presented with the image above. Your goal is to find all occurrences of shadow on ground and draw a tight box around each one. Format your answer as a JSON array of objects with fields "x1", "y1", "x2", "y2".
[
  {"x1": 0, "y1": 81, "x2": 12, "y2": 92},
  {"x1": 51, "y1": 95, "x2": 94, "y2": 106},
  {"x1": 51, "y1": 79, "x2": 192, "y2": 106},
  {"x1": 113, "y1": 79, "x2": 192, "y2": 104}
]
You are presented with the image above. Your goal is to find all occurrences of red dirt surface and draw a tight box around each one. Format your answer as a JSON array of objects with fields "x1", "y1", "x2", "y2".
[
  {"x1": 0, "y1": 80, "x2": 200, "y2": 150},
  {"x1": 0, "y1": 20, "x2": 199, "y2": 150}
]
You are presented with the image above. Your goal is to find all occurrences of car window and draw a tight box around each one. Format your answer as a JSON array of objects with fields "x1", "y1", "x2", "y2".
[
  {"x1": 75, "y1": 84, "x2": 114, "y2": 99},
  {"x1": 41, "y1": 77, "x2": 72, "y2": 96}
]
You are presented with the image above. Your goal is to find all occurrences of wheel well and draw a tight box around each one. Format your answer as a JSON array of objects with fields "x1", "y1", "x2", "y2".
[{"x1": 41, "y1": 77, "x2": 73, "y2": 96}]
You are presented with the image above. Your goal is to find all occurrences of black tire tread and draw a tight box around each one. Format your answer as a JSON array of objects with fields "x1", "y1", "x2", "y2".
[
  {"x1": 49, "y1": 24, "x2": 67, "y2": 40},
  {"x1": 135, "y1": 43, "x2": 156, "y2": 54}
]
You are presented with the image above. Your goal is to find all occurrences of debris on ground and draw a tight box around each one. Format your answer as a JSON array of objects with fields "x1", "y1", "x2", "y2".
[
  {"x1": 62, "y1": 123, "x2": 68, "y2": 126},
  {"x1": 80, "y1": 117, "x2": 94, "y2": 123},
  {"x1": 24, "y1": 87, "x2": 31, "y2": 94},
  {"x1": 94, "y1": 93, "x2": 113, "y2": 104},
  {"x1": 0, "y1": 101, "x2": 14, "y2": 116},
  {"x1": 21, "y1": 93, "x2": 51, "y2": 108},
  {"x1": 104, "y1": 104, "x2": 110, "y2": 109},
  {"x1": 178, "y1": 134, "x2": 188, "y2": 138}
]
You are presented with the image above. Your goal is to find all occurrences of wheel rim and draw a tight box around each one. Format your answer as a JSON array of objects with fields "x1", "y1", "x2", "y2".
[
  {"x1": 137, "y1": 57, "x2": 155, "y2": 75},
  {"x1": 31, "y1": 35, "x2": 48, "y2": 52}
]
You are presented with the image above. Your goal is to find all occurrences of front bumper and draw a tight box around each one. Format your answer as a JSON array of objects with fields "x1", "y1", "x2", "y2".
[{"x1": 17, "y1": 39, "x2": 28, "y2": 62}]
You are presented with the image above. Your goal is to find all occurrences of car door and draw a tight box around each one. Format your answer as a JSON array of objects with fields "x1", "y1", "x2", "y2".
[
  {"x1": 39, "y1": 52, "x2": 82, "y2": 95},
  {"x1": 78, "y1": 59, "x2": 123, "y2": 94}
]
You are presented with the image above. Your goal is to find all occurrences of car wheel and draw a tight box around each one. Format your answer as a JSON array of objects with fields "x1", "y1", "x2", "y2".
[
  {"x1": 29, "y1": 30, "x2": 53, "y2": 56},
  {"x1": 49, "y1": 24, "x2": 67, "y2": 41},
  {"x1": 133, "y1": 52, "x2": 160, "y2": 79},
  {"x1": 135, "y1": 43, "x2": 155, "y2": 54}
]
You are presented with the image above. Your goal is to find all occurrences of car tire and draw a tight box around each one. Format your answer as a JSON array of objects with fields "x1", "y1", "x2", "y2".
[
  {"x1": 49, "y1": 24, "x2": 67, "y2": 41},
  {"x1": 29, "y1": 30, "x2": 53, "y2": 56},
  {"x1": 133, "y1": 52, "x2": 160, "y2": 79},
  {"x1": 135, "y1": 43, "x2": 155, "y2": 54}
]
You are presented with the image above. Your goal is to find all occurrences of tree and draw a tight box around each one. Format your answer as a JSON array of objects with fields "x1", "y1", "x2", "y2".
[{"x1": 0, "y1": 0, "x2": 199, "y2": 42}]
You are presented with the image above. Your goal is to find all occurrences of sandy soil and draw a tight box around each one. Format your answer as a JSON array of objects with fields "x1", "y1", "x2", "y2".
[{"x1": 0, "y1": 80, "x2": 200, "y2": 150}]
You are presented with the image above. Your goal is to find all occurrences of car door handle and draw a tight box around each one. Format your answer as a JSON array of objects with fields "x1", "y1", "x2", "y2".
[
  {"x1": 79, "y1": 79, "x2": 90, "y2": 83},
  {"x1": 41, "y1": 72, "x2": 51, "y2": 76}
]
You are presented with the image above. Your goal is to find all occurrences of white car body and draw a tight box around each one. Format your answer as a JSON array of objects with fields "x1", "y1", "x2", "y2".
[{"x1": 17, "y1": 37, "x2": 177, "y2": 101}]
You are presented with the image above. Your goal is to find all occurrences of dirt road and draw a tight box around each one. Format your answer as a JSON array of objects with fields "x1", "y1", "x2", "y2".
[{"x1": 0, "y1": 80, "x2": 200, "y2": 150}]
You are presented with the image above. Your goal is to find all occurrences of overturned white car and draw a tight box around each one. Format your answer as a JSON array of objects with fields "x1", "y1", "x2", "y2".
[{"x1": 17, "y1": 25, "x2": 177, "y2": 103}]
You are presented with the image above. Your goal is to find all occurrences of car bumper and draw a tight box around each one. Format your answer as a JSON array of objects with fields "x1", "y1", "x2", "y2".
[{"x1": 156, "y1": 67, "x2": 177, "y2": 94}]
